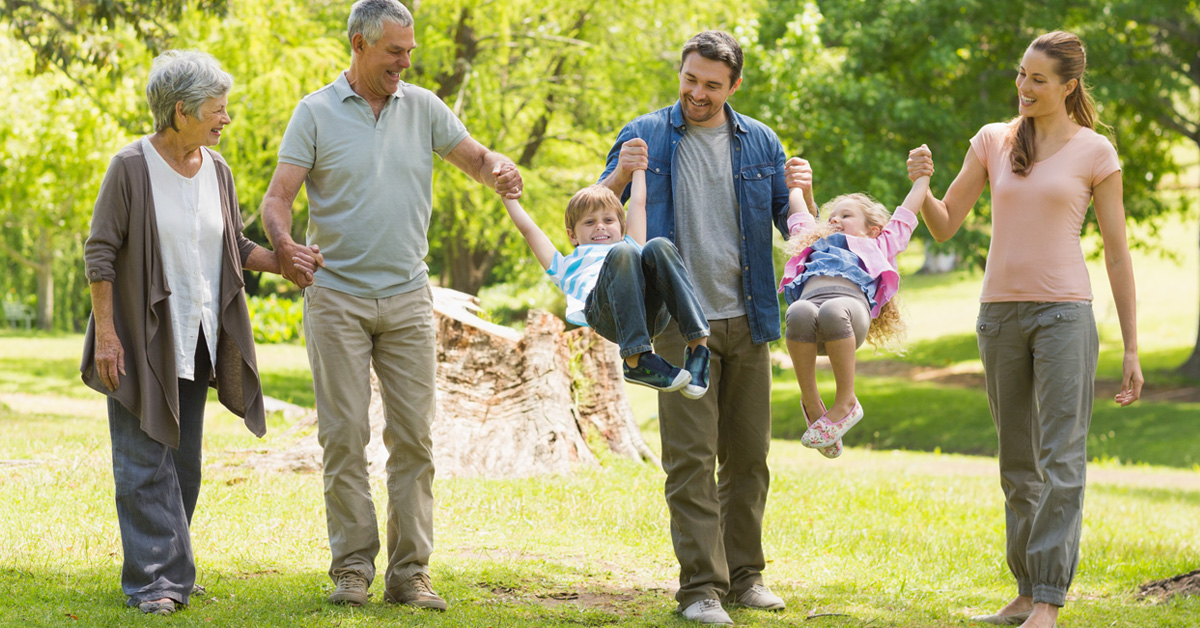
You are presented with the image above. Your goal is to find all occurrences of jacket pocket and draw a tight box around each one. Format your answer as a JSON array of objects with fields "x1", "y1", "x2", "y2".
[
  {"x1": 646, "y1": 156, "x2": 671, "y2": 205},
  {"x1": 740, "y1": 165, "x2": 775, "y2": 210}
]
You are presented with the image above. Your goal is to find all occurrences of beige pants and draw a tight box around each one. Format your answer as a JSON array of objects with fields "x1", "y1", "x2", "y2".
[{"x1": 303, "y1": 284, "x2": 437, "y2": 590}]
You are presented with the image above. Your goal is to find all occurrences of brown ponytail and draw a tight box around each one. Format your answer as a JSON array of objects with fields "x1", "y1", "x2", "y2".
[{"x1": 1008, "y1": 31, "x2": 1103, "y2": 176}]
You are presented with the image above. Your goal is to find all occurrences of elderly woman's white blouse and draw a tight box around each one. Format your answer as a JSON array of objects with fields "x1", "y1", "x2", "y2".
[{"x1": 140, "y1": 136, "x2": 223, "y2": 381}]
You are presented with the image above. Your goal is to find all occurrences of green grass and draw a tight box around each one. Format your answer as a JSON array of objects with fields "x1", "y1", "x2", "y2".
[
  {"x1": 1, "y1": 212, "x2": 1197, "y2": 626},
  {"x1": 2, "y1": 383, "x2": 1200, "y2": 627}
]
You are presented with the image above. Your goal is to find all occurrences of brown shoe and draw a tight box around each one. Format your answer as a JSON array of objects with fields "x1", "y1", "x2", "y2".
[
  {"x1": 384, "y1": 572, "x2": 448, "y2": 611},
  {"x1": 329, "y1": 569, "x2": 370, "y2": 606}
]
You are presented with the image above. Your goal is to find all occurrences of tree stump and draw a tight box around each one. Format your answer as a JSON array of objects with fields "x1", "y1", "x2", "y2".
[{"x1": 249, "y1": 287, "x2": 658, "y2": 478}]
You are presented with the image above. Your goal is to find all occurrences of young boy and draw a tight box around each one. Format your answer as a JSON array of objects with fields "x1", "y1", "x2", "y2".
[{"x1": 501, "y1": 168, "x2": 710, "y2": 398}]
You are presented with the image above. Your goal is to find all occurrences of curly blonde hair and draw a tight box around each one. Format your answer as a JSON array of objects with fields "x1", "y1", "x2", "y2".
[{"x1": 788, "y1": 193, "x2": 906, "y2": 352}]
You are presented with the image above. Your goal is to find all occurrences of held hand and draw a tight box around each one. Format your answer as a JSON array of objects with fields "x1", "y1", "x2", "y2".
[
  {"x1": 907, "y1": 144, "x2": 934, "y2": 181},
  {"x1": 291, "y1": 244, "x2": 325, "y2": 287},
  {"x1": 1114, "y1": 352, "x2": 1144, "y2": 407},
  {"x1": 276, "y1": 238, "x2": 317, "y2": 288},
  {"x1": 784, "y1": 157, "x2": 813, "y2": 192},
  {"x1": 94, "y1": 328, "x2": 125, "y2": 391},
  {"x1": 493, "y1": 162, "x2": 523, "y2": 199},
  {"x1": 617, "y1": 138, "x2": 649, "y2": 180}
]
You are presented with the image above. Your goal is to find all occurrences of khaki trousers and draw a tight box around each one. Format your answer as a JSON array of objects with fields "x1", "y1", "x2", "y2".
[
  {"x1": 654, "y1": 316, "x2": 772, "y2": 607},
  {"x1": 977, "y1": 301, "x2": 1098, "y2": 607},
  {"x1": 304, "y1": 284, "x2": 437, "y2": 589}
]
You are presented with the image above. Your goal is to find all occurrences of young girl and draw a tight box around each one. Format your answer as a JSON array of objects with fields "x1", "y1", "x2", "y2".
[{"x1": 779, "y1": 168, "x2": 929, "y2": 458}]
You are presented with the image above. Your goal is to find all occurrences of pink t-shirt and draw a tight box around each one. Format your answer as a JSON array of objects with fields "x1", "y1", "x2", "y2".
[{"x1": 970, "y1": 122, "x2": 1121, "y2": 302}]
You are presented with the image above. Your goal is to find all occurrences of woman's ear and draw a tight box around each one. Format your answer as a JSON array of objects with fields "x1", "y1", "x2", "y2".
[{"x1": 1064, "y1": 77, "x2": 1078, "y2": 97}]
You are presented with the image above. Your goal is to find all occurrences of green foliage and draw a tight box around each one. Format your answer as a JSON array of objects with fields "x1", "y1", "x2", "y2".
[{"x1": 246, "y1": 294, "x2": 304, "y2": 345}]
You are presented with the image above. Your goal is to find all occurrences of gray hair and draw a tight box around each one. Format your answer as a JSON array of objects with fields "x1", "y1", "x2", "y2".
[
  {"x1": 348, "y1": 0, "x2": 413, "y2": 46},
  {"x1": 146, "y1": 50, "x2": 233, "y2": 133}
]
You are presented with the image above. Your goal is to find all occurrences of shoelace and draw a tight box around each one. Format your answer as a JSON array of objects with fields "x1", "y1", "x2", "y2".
[
  {"x1": 410, "y1": 574, "x2": 434, "y2": 594},
  {"x1": 338, "y1": 572, "x2": 368, "y2": 590}
]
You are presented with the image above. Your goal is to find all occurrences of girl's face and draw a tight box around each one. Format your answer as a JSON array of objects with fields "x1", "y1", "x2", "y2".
[
  {"x1": 569, "y1": 207, "x2": 624, "y2": 246},
  {"x1": 1016, "y1": 48, "x2": 1076, "y2": 117},
  {"x1": 826, "y1": 201, "x2": 879, "y2": 238}
]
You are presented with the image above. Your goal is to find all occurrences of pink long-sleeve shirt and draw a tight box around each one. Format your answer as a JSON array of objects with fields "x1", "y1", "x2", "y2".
[{"x1": 778, "y1": 206, "x2": 918, "y2": 318}]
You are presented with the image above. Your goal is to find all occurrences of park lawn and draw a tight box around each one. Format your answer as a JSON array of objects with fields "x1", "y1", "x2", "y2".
[{"x1": 2, "y1": 369, "x2": 1200, "y2": 628}]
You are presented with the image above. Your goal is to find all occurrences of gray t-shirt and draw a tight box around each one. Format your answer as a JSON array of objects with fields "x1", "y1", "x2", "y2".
[
  {"x1": 278, "y1": 73, "x2": 470, "y2": 298},
  {"x1": 674, "y1": 122, "x2": 744, "y2": 319}
]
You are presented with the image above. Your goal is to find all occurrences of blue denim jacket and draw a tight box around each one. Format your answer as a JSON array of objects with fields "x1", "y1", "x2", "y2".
[{"x1": 600, "y1": 101, "x2": 791, "y2": 344}]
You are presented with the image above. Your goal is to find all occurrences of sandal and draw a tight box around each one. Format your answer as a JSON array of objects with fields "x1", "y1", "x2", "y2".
[
  {"x1": 802, "y1": 401, "x2": 863, "y2": 449},
  {"x1": 801, "y1": 402, "x2": 842, "y2": 459}
]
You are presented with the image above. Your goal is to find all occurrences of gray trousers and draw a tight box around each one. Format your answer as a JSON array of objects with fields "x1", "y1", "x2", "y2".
[
  {"x1": 976, "y1": 301, "x2": 1098, "y2": 607},
  {"x1": 304, "y1": 285, "x2": 437, "y2": 591},
  {"x1": 109, "y1": 331, "x2": 210, "y2": 606},
  {"x1": 654, "y1": 316, "x2": 772, "y2": 608}
]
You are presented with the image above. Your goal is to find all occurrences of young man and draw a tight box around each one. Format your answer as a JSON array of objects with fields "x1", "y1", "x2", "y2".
[{"x1": 599, "y1": 30, "x2": 817, "y2": 626}]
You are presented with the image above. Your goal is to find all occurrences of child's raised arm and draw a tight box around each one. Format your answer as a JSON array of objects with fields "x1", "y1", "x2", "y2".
[
  {"x1": 502, "y1": 197, "x2": 558, "y2": 271},
  {"x1": 901, "y1": 172, "x2": 931, "y2": 215},
  {"x1": 626, "y1": 169, "x2": 648, "y2": 245}
]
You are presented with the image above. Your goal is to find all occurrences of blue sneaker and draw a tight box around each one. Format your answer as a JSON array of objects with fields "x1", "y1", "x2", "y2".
[
  {"x1": 681, "y1": 345, "x2": 710, "y2": 400},
  {"x1": 624, "y1": 352, "x2": 691, "y2": 392}
]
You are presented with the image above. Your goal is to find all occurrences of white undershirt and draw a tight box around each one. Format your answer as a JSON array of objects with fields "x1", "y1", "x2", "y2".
[{"x1": 141, "y1": 136, "x2": 223, "y2": 381}]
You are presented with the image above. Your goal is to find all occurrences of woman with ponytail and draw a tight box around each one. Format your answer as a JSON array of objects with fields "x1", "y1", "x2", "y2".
[{"x1": 906, "y1": 31, "x2": 1143, "y2": 628}]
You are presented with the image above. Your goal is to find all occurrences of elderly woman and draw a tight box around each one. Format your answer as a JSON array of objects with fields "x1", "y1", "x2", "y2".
[{"x1": 80, "y1": 51, "x2": 320, "y2": 615}]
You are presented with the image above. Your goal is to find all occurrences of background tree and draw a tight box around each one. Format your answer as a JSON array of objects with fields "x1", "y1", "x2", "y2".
[{"x1": 1077, "y1": 0, "x2": 1200, "y2": 376}]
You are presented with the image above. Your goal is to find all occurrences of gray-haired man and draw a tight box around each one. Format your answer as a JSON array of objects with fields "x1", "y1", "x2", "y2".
[{"x1": 262, "y1": 0, "x2": 521, "y2": 610}]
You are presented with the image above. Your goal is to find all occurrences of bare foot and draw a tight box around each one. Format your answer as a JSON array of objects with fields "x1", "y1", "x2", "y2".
[
  {"x1": 997, "y1": 595, "x2": 1034, "y2": 616},
  {"x1": 1018, "y1": 603, "x2": 1059, "y2": 628}
]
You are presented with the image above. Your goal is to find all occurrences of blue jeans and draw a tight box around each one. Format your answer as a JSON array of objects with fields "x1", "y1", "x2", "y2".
[
  {"x1": 585, "y1": 238, "x2": 710, "y2": 359},
  {"x1": 109, "y1": 331, "x2": 210, "y2": 606}
]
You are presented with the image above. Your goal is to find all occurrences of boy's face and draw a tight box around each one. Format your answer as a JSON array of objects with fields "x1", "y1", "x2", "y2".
[{"x1": 568, "y1": 207, "x2": 624, "y2": 246}]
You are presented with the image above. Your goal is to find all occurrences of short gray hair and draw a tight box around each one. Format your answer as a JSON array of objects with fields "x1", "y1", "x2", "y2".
[
  {"x1": 146, "y1": 50, "x2": 233, "y2": 133},
  {"x1": 348, "y1": 0, "x2": 413, "y2": 46}
]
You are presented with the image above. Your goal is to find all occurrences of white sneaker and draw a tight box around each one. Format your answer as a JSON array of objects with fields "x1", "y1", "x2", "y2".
[
  {"x1": 678, "y1": 598, "x2": 733, "y2": 625},
  {"x1": 733, "y1": 583, "x2": 785, "y2": 610}
]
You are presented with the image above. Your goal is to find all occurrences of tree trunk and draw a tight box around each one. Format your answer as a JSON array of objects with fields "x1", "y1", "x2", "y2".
[
  {"x1": 35, "y1": 226, "x2": 53, "y2": 330},
  {"x1": 1175, "y1": 142, "x2": 1200, "y2": 380},
  {"x1": 1178, "y1": 217, "x2": 1200, "y2": 379},
  {"x1": 249, "y1": 287, "x2": 658, "y2": 478}
]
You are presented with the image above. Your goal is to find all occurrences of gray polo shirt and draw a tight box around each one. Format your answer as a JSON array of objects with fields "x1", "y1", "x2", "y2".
[{"x1": 278, "y1": 72, "x2": 470, "y2": 298}]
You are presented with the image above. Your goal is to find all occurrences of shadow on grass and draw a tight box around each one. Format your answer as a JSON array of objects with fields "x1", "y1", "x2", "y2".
[
  {"x1": 0, "y1": 563, "x2": 700, "y2": 628},
  {"x1": 773, "y1": 374, "x2": 1200, "y2": 469}
]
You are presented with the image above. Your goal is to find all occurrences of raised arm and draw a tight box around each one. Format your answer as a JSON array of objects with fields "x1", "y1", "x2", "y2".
[
  {"x1": 901, "y1": 173, "x2": 931, "y2": 214},
  {"x1": 626, "y1": 169, "x2": 648, "y2": 245},
  {"x1": 445, "y1": 137, "x2": 523, "y2": 199},
  {"x1": 784, "y1": 157, "x2": 817, "y2": 217},
  {"x1": 1093, "y1": 170, "x2": 1143, "y2": 406},
  {"x1": 600, "y1": 137, "x2": 647, "y2": 198},
  {"x1": 501, "y1": 196, "x2": 558, "y2": 271},
  {"x1": 906, "y1": 144, "x2": 987, "y2": 242}
]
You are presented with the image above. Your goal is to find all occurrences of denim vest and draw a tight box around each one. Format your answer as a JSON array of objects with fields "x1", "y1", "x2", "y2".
[{"x1": 600, "y1": 101, "x2": 791, "y2": 344}]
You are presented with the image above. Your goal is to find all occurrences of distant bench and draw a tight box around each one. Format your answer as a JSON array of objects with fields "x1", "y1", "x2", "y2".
[{"x1": 3, "y1": 301, "x2": 34, "y2": 330}]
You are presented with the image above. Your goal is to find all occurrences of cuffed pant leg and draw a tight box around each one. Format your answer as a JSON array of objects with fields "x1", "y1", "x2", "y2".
[
  {"x1": 373, "y1": 286, "x2": 438, "y2": 588},
  {"x1": 978, "y1": 303, "x2": 1038, "y2": 598},
  {"x1": 1026, "y1": 302, "x2": 1097, "y2": 607},
  {"x1": 305, "y1": 285, "x2": 380, "y2": 584}
]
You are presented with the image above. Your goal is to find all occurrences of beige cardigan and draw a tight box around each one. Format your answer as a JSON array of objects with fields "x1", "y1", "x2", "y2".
[{"x1": 81, "y1": 140, "x2": 266, "y2": 447}]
